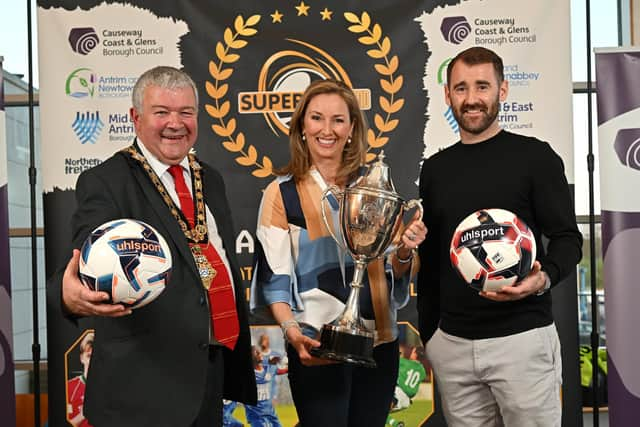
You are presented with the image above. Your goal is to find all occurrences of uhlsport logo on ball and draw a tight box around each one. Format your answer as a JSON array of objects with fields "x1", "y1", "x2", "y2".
[
  {"x1": 450, "y1": 208, "x2": 536, "y2": 292},
  {"x1": 79, "y1": 219, "x2": 172, "y2": 308}
]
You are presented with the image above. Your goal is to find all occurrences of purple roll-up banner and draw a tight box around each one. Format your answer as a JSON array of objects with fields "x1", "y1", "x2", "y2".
[
  {"x1": 0, "y1": 56, "x2": 18, "y2": 427},
  {"x1": 595, "y1": 47, "x2": 640, "y2": 427}
]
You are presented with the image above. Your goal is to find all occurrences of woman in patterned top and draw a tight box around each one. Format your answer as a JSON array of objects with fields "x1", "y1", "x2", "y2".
[{"x1": 250, "y1": 79, "x2": 427, "y2": 427}]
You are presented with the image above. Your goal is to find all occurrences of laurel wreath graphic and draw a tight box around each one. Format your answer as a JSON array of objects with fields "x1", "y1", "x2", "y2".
[
  {"x1": 205, "y1": 15, "x2": 273, "y2": 178},
  {"x1": 206, "y1": 11, "x2": 405, "y2": 176},
  {"x1": 345, "y1": 11, "x2": 405, "y2": 163}
]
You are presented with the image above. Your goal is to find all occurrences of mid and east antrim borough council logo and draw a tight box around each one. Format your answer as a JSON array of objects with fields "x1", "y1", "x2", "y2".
[
  {"x1": 72, "y1": 111, "x2": 104, "y2": 144},
  {"x1": 68, "y1": 27, "x2": 100, "y2": 55},
  {"x1": 205, "y1": 4, "x2": 406, "y2": 179}
]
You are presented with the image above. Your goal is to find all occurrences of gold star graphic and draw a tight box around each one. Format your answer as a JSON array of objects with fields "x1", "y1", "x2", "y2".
[
  {"x1": 320, "y1": 8, "x2": 333, "y2": 21},
  {"x1": 295, "y1": 1, "x2": 310, "y2": 16},
  {"x1": 271, "y1": 10, "x2": 283, "y2": 23}
]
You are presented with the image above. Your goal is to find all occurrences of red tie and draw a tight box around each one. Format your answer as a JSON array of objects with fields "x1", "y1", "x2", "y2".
[{"x1": 168, "y1": 164, "x2": 239, "y2": 350}]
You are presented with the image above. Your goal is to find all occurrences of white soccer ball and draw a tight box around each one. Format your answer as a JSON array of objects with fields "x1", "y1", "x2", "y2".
[
  {"x1": 79, "y1": 219, "x2": 172, "y2": 308},
  {"x1": 450, "y1": 208, "x2": 536, "y2": 292}
]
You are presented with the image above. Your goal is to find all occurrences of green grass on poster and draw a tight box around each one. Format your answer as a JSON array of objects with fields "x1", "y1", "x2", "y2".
[{"x1": 386, "y1": 399, "x2": 434, "y2": 426}]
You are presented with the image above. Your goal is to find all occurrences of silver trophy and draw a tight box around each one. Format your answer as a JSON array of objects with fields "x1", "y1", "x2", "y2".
[{"x1": 310, "y1": 151, "x2": 423, "y2": 367}]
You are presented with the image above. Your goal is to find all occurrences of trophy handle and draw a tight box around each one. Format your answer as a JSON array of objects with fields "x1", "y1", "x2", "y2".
[
  {"x1": 321, "y1": 186, "x2": 348, "y2": 251},
  {"x1": 404, "y1": 198, "x2": 423, "y2": 221}
]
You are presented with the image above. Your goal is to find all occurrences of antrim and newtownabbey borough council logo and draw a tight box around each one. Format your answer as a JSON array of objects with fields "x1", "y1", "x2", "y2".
[
  {"x1": 205, "y1": 4, "x2": 406, "y2": 179},
  {"x1": 66, "y1": 68, "x2": 97, "y2": 98}
]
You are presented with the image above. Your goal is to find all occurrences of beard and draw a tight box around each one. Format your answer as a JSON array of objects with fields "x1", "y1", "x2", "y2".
[{"x1": 451, "y1": 95, "x2": 500, "y2": 136}]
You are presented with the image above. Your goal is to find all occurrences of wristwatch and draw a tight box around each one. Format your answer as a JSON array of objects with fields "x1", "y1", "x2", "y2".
[{"x1": 536, "y1": 271, "x2": 551, "y2": 296}]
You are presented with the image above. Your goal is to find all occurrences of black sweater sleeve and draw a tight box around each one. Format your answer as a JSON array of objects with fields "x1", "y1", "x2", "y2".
[
  {"x1": 417, "y1": 158, "x2": 440, "y2": 343},
  {"x1": 531, "y1": 142, "x2": 583, "y2": 286}
]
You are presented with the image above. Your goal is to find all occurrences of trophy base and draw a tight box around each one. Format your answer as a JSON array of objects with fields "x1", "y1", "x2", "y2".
[{"x1": 309, "y1": 324, "x2": 376, "y2": 368}]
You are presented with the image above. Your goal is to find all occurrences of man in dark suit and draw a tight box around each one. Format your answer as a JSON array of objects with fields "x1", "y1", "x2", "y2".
[{"x1": 53, "y1": 65, "x2": 257, "y2": 427}]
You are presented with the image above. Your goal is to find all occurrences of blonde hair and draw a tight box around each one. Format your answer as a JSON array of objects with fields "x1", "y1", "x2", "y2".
[{"x1": 277, "y1": 79, "x2": 367, "y2": 181}]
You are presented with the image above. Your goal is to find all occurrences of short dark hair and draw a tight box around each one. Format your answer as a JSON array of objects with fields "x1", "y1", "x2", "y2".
[{"x1": 446, "y1": 46, "x2": 504, "y2": 85}]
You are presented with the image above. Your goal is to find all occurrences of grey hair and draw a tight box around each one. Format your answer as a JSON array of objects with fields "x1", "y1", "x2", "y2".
[{"x1": 131, "y1": 66, "x2": 199, "y2": 112}]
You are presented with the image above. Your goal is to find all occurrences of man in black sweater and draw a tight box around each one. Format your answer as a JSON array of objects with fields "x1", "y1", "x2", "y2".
[{"x1": 417, "y1": 46, "x2": 582, "y2": 426}]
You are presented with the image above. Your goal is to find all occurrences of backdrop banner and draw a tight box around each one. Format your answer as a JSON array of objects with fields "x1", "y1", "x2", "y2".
[
  {"x1": 595, "y1": 47, "x2": 640, "y2": 427},
  {"x1": 0, "y1": 57, "x2": 17, "y2": 427},
  {"x1": 37, "y1": 1, "x2": 577, "y2": 426}
]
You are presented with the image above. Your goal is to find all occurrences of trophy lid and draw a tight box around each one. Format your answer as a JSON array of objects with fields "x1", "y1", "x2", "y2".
[{"x1": 357, "y1": 150, "x2": 396, "y2": 193}]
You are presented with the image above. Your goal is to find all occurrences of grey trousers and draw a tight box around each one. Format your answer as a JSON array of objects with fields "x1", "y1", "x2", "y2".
[{"x1": 425, "y1": 324, "x2": 562, "y2": 427}]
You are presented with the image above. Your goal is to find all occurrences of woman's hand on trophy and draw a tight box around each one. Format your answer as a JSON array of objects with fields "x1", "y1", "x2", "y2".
[
  {"x1": 288, "y1": 330, "x2": 334, "y2": 366},
  {"x1": 391, "y1": 212, "x2": 427, "y2": 273},
  {"x1": 401, "y1": 212, "x2": 427, "y2": 250},
  {"x1": 272, "y1": 302, "x2": 336, "y2": 366}
]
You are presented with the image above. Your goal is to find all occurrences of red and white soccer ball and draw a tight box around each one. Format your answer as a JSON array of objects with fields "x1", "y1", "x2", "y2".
[
  {"x1": 450, "y1": 208, "x2": 536, "y2": 292},
  {"x1": 79, "y1": 219, "x2": 172, "y2": 308}
]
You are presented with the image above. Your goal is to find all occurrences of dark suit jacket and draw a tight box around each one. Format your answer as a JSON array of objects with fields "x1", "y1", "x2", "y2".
[{"x1": 53, "y1": 145, "x2": 256, "y2": 426}]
